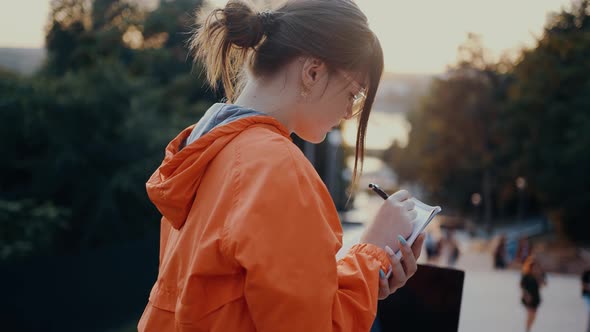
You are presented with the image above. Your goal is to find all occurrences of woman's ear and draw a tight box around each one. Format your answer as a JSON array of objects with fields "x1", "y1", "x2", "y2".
[{"x1": 301, "y1": 57, "x2": 327, "y2": 89}]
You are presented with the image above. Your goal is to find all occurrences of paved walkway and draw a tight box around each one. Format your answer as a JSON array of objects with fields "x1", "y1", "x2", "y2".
[
  {"x1": 338, "y1": 223, "x2": 589, "y2": 332},
  {"x1": 456, "y1": 250, "x2": 587, "y2": 332}
]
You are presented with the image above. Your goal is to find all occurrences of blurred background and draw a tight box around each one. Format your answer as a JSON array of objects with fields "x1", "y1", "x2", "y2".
[{"x1": 1, "y1": 0, "x2": 589, "y2": 331}]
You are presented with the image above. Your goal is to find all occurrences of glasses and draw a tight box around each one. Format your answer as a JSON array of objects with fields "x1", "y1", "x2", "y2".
[{"x1": 340, "y1": 71, "x2": 367, "y2": 117}]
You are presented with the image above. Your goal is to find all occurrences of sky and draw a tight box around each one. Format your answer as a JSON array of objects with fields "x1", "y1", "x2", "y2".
[{"x1": 0, "y1": 0, "x2": 574, "y2": 74}]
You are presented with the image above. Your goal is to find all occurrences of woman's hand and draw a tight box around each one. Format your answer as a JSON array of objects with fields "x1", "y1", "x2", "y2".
[
  {"x1": 360, "y1": 190, "x2": 416, "y2": 253},
  {"x1": 377, "y1": 233, "x2": 425, "y2": 300}
]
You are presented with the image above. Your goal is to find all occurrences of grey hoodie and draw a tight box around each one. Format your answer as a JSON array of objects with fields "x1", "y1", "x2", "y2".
[{"x1": 185, "y1": 103, "x2": 267, "y2": 146}]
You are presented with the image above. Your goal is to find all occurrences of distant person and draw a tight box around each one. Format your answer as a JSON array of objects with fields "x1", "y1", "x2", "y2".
[
  {"x1": 425, "y1": 231, "x2": 441, "y2": 263},
  {"x1": 520, "y1": 256, "x2": 547, "y2": 332},
  {"x1": 494, "y1": 235, "x2": 508, "y2": 269},
  {"x1": 445, "y1": 230, "x2": 460, "y2": 267},
  {"x1": 583, "y1": 269, "x2": 590, "y2": 332}
]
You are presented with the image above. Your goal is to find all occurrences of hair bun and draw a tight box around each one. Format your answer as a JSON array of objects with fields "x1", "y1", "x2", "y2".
[{"x1": 222, "y1": 1, "x2": 268, "y2": 48}]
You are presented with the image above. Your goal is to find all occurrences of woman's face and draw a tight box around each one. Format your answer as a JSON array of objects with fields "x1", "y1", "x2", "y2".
[{"x1": 293, "y1": 59, "x2": 366, "y2": 143}]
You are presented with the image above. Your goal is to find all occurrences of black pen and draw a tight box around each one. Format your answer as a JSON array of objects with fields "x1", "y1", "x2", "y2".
[{"x1": 368, "y1": 183, "x2": 389, "y2": 200}]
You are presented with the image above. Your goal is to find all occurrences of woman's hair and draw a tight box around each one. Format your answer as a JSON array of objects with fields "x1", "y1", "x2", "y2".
[{"x1": 189, "y1": 0, "x2": 384, "y2": 187}]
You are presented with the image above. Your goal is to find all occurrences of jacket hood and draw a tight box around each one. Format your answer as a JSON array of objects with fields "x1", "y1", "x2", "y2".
[{"x1": 146, "y1": 104, "x2": 291, "y2": 229}]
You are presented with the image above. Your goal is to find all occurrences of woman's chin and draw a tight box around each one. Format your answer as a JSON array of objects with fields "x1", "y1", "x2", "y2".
[
  {"x1": 295, "y1": 130, "x2": 327, "y2": 144},
  {"x1": 307, "y1": 132, "x2": 327, "y2": 144}
]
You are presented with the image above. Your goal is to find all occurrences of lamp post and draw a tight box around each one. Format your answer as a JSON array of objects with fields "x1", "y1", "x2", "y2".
[
  {"x1": 515, "y1": 177, "x2": 527, "y2": 223},
  {"x1": 471, "y1": 192, "x2": 482, "y2": 232}
]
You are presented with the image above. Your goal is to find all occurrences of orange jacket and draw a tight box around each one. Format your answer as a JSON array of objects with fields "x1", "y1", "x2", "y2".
[{"x1": 138, "y1": 110, "x2": 390, "y2": 331}]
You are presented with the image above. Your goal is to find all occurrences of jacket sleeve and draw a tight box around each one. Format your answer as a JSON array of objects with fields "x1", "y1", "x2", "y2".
[{"x1": 221, "y1": 141, "x2": 391, "y2": 331}]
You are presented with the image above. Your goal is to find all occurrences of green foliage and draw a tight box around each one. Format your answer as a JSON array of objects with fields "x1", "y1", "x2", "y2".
[
  {"x1": 505, "y1": 0, "x2": 590, "y2": 243},
  {"x1": 0, "y1": 199, "x2": 70, "y2": 260},
  {"x1": 386, "y1": 34, "x2": 511, "y2": 218},
  {"x1": 386, "y1": 2, "x2": 590, "y2": 244},
  {"x1": 0, "y1": 0, "x2": 214, "y2": 260}
]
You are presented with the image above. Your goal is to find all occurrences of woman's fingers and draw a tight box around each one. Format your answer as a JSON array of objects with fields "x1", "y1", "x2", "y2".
[
  {"x1": 399, "y1": 236, "x2": 418, "y2": 278},
  {"x1": 403, "y1": 200, "x2": 415, "y2": 211},
  {"x1": 380, "y1": 234, "x2": 425, "y2": 299},
  {"x1": 378, "y1": 270, "x2": 390, "y2": 300},
  {"x1": 389, "y1": 189, "x2": 410, "y2": 202},
  {"x1": 403, "y1": 199, "x2": 417, "y2": 221},
  {"x1": 388, "y1": 252, "x2": 407, "y2": 291}
]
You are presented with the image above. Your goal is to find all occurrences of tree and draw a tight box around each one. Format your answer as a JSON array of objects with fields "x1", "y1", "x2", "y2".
[
  {"x1": 0, "y1": 0, "x2": 216, "y2": 260},
  {"x1": 44, "y1": 0, "x2": 142, "y2": 76},
  {"x1": 387, "y1": 2, "x2": 590, "y2": 245},
  {"x1": 506, "y1": 0, "x2": 590, "y2": 244},
  {"x1": 386, "y1": 34, "x2": 512, "y2": 228}
]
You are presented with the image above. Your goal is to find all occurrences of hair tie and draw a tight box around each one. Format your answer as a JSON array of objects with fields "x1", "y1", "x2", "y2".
[{"x1": 257, "y1": 10, "x2": 276, "y2": 35}]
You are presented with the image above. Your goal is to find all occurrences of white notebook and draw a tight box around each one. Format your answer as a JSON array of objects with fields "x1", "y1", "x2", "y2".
[{"x1": 393, "y1": 198, "x2": 442, "y2": 258}]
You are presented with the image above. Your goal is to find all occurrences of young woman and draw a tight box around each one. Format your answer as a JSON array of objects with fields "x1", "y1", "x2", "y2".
[
  {"x1": 520, "y1": 256, "x2": 547, "y2": 332},
  {"x1": 138, "y1": 1, "x2": 424, "y2": 330}
]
